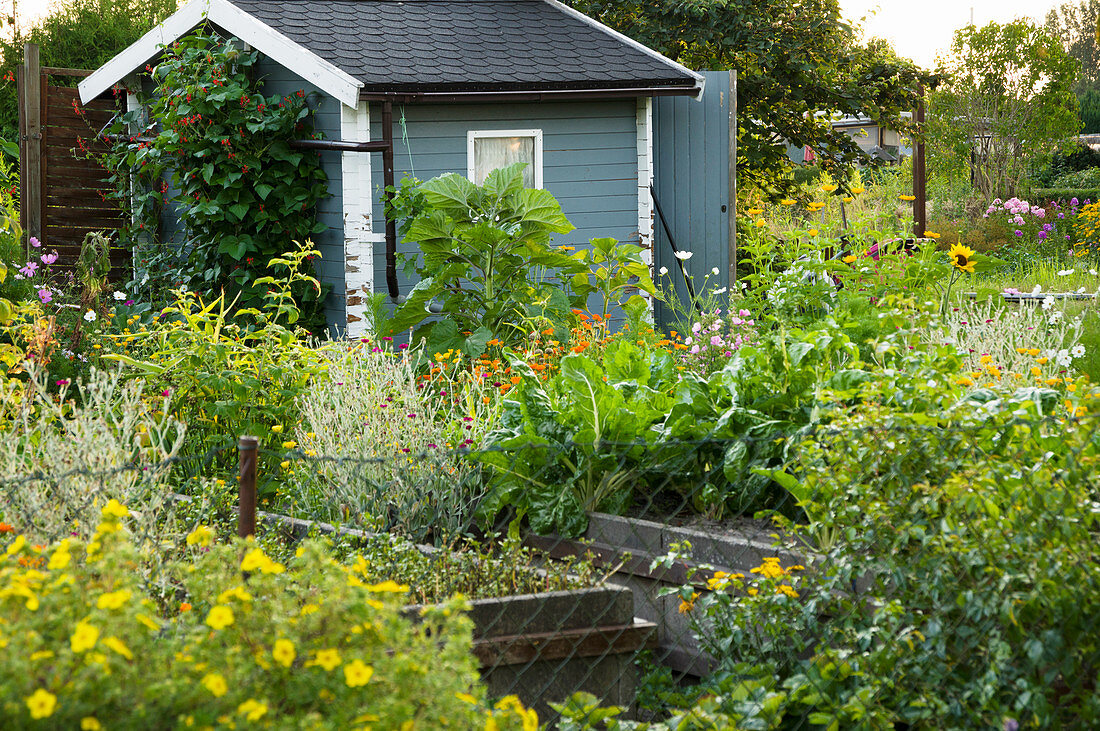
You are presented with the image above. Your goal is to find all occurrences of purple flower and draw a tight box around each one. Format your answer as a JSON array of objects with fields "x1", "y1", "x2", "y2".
[
  {"x1": 1071, "y1": 197, "x2": 1079, "y2": 206},
  {"x1": 1038, "y1": 231, "x2": 1048, "y2": 240},
  {"x1": 29, "y1": 236, "x2": 40, "y2": 248},
  {"x1": 125, "y1": 299, "x2": 134, "y2": 306},
  {"x1": 40, "y1": 252, "x2": 57, "y2": 265},
  {"x1": 161, "y1": 389, "x2": 170, "y2": 397},
  {"x1": 37, "y1": 287, "x2": 52, "y2": 304},
  {"x1": 19, "y1": 261, "x2": 38, "y2": 277},
  {"x1": 1014, "y1": 230, "x2": 1023, "y2": 237},
  {"x1": 55, "y1": 379, "x2": 69, "y2": 386}
]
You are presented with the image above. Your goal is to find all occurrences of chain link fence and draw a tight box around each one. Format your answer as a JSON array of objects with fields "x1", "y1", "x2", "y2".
[{"x1": 3, "y1": 412, "x2": 1099, "y2": 727}]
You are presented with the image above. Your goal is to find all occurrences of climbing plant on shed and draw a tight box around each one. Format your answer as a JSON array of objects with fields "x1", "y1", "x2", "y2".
[{"x1": 95, "y1": 29, "x2": 328, "y2": 321}]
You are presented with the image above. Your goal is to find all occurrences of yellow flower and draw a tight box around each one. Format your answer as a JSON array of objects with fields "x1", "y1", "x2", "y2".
[
  {"x1": 948, "y1": 243, "x2": 976, "y2": 274},
  {"x1": 81, "y1": 718, "x2": 102, "y2": 730},
  {"x1": 851, "y1": 187, "x2": 865, "y2": 194},
  {"x1": 29, "y1": 650, "x2": 54, "y2": 662},
  {"x1": 746, "y1": 207, "x2": 764, "y2": 216},
  {"x1": 299, "y1": 603, "x2": 319, "y2": 616},
  {"x1": 238, "y1": 699, "x2": 268, "y2": 721},
  {"x1": 101, "y1": 499, "x2": 130, "y2": 519},
  {"x1": 271, "y1": 424, "x2": 283, "y2": 434},
  {"x1": 808, "y1": 229, "x2": 819, "y2": 237},
  {"x1": 780, "y1": 198, "x2": 796, "y2": 206},
  {"x1": 344, "y1": 659, "x2": 374, "y2": 687},
  {"x1": 25, "y1": 689, "x2": 57, "y2": 720},
  {"x1": 821, "y1": 183, "x2": 838, "y2": 192},
  {"x1": 5, "y1": 534, "x2": 26, "y2": 556},
  {"x1": 47, "y1": 542, "x2": 71, "y2": 570},
  {"x1": 456, "y1": 692, "x2": 478, "y2": 705},
  {"x1": 280, "y1": 460, "x2": 291, "y2": 470},
  {"x1": 71, "y1": 621, "x2": 99, "y2": 653},
  {"x1": 754, "y1": 219, "x2": 767, "y2": 228},
  {"x1": 750, "y1": 557, "x2": 787, "y2": 579},
  {"x1": 677, "y1": 592, "x2": 699, "y2": 614},
  {"x1": 202, "y1": 673, "x2": 228, "y2": 698},
  {"x1": 1036, "y1": 357, "x2": 1049, "y2": 365},
  {"x1": 217, "y1": 586, "x2": 253, "y2": 604},
  {"x1": 776, "y1": 584, "x2": 800, "y2": 599},
  {"x1": 924, "y1": 231, "x2": 941, "y2": 239},
  {"x1": 1026, "y1": 348, "x2": 1040, "y2": 356},
  {"x1": 842, "y1": 196, "x2": 853, "y2": 203},
  {"x1": 205, "y1": 605, "x2": 234, "y2": 631},
  {"x1": 272, "y1": 638, "x2": 296, "y2": 668},
  {"x1": 102, "y1": 636, "x2": 133, "y2": 660},
  {"x1": 366, "y1": 579, "x2": 409, "y2": 594},
  {"x1": 186, "y1": 525, "x2": 214, "y2": 547},
  {"x1": 899, "y1": 194, "x2": 916, "y2": 201},
  {"x1": 309, "y1": 648, "x2": 342, "y2": 671},
  {"x1": 282, "y1": 440, "x2": 297, "y2": 450},
  {"x1": 241, "y1": 547, "x2": 285, "y2": 575},
  {"x1": 842, "y1": 254, "x2": 857, "y2": 264},
  {"x1": 97, "y1": 589, "x2": 132, "y2": 610},
  {"x1": 1031, "y1": 367, "x2": 1043, "y2": 377},
  {"x1": 136, "y1": 613, "x2": 160, "y2": 631}
]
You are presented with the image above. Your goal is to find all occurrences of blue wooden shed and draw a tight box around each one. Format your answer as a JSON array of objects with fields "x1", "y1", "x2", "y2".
[{"x1": 78, "y1": 0, "x2": 704, "y2": 336}]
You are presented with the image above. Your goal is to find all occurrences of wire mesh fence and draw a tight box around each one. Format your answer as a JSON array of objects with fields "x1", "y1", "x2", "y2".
[{"x1": 3, "y1": 412, "x2": 1100, "y2": 727}]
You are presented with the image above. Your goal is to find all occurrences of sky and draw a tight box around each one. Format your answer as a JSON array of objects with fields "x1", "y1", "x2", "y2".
[
  {"x1": 2, "y1": 0, "x2": 1074, "y2": 70},
  {"x1": 840, "y1": 0, "x2": 1069, "y2": 68}
]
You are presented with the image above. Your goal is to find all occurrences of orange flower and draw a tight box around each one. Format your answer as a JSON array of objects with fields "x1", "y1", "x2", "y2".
[
  {"x1": 510, "y1": 376, "x2": 522, "y2": 385},
  {"x1": 482, "y1": 396, "x2": 491, "y2": 404},
  {"x1": 591, "y1": 313, "x2": 603, "y2": 322},
  {"x1": 0, "y1": 523, "x2": 13, "y2": 534},
  {"x1": 541, "y1": 328, "x2": 554, "y2": 336},
  {"x1": 180, "y1": 602, "x2": 192, "y2": 613},
  {"x1": 530, "y1": 363, "x2": 546, "y2": 372},
  {"x1": 572, "y1": 343, "x2": 590, "y2": 354}
]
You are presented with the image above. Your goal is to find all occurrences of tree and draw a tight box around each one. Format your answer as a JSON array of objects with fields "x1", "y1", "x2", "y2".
[
  {"x1": 565, "y1": 0, "x2": 933, "y2": 194},
  {"x1": 928, "y1": 21, "x2": 1079, "y2": 199},
  {"x1": 1046, "y1": 0, "x2": 1100, "y2": 94},
  {"x1": 0, "y1": 0, "x2": 177, "y2": 141}
]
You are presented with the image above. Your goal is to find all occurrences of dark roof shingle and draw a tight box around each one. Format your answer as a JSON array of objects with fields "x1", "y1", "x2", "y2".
[{"x1": 228, "y1": 0, "x2": 698, "y2": 93}]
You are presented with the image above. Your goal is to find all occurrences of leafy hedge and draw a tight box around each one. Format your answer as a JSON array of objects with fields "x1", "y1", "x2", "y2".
[{"x1": 1031, "y1": 187, "x2": 1100, "y2": 204}]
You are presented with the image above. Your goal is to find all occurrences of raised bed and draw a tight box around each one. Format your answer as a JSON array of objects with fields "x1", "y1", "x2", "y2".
[
  {"x1": 248, "y1": 505, "x2": 658, "y2": 719},
  {"x1": 526, "y1": 511, "x2": 808, "y2": 677}
]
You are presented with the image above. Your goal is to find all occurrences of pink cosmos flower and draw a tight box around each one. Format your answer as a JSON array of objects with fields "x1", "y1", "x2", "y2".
[
  {"x1": 29, "y1": 236, "x2": 40, "y2": 248},
  {"x1": 40, "y1": 252, "x2": 58, "y2": 265},
  {"x1": 37, "y1": 287, "x2": 52, "y2": 304}
]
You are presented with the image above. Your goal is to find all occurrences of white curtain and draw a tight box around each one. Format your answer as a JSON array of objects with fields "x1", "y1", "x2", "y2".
[{"x1": 473, "y1": 136, "x2": 535, "y2": 187}]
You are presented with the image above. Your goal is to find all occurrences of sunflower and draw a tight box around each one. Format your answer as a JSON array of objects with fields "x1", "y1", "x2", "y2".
[{"x1": 949, "y1": 243, "x2": 976, "y2": 273}]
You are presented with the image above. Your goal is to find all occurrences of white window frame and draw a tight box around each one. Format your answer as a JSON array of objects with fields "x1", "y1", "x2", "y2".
[{"x1": 467, "y1": 129, "x2": 544, "y2": 189}]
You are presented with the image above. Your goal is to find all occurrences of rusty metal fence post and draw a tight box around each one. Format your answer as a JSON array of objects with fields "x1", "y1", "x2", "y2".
[{"x1": 238, "y1": 436, "x2": 258, "y2": 538}]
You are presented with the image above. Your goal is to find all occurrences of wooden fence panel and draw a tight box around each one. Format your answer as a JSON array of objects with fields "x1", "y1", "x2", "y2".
[{"x1": 18, "y1": 45, "x2": 129, "y2": 282}]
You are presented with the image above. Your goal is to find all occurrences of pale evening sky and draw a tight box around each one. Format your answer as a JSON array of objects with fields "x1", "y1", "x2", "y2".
[{"x1": 5, "y1": 0, "x2": 1074, "y2": 71}]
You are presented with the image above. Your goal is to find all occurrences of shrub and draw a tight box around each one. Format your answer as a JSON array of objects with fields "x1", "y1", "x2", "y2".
[
  {"x1": 1051, "y1": 166, "x2": 1100, "y2": 188},
  {"x1": 0, "y1": 515, "x2": 537, "y2": 728}
]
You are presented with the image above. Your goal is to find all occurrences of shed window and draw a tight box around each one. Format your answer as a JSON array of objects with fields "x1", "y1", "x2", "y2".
[{"x1": 467, "y1": 129, "x2": 543, "y2": 189}]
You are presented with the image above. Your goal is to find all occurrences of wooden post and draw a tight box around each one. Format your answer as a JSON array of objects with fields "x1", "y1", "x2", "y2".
[
  {"x1": 238, "y1": 436, "x2": 258, "y2": 538},
  {"x1": 21, "y1": 43, "x2": 43, "y2": 247},
  {"x1": 727, "y1": 70, "x2": 737, "y2": 292},
  {"x1": 913, "y1": 90, "x2": 927, "y2": 238}
]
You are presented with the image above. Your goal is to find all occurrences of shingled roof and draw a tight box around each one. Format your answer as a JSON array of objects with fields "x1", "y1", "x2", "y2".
[
  {"x1": 229, "y1": 0, "x2": 699, "y2": 94},
  {"x1": 79, "y1": 0, "x2": 702, "y2": 105}
]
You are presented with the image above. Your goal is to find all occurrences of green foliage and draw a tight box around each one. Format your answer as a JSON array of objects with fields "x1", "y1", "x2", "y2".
[
  {"x1": 386, "y1": 163, "x2": 587, "y2": 355},
  {"x1": 103, "y1": 243, "x2": 330, "y2": 472},
  {"x1": 1046, "y1": 0, "x2": 1100, "y2": 94},
  {"x1": 566, "y1": 0, "x2": 933, "y2": 195},
  {"x1": 1051, "y1": 166, "x2": 1100, "y2": 188},
  {"x1": 567, "y1": 237, "x2": 655, "y2": 322},
  {"x1": 1032, "y1": 186, "x2": 1100, "y2": 203},
  {"x1": 0, "y1": 0, "x2": 177, "y2": 140},
  {"x1": 100, "y1": 30, "x2": 329, "y2": 328},
  {"x1": 1079, "y1": 88, "x2": 1100, "y2": 133},
  {"x1": 0, "y1": 518, "x2": 537, "y2": 728},
  {"x1": 1030, "y1": 140, "x2": 1100, "y2": 187},
  {"x1": 929, "y1": 21, "x2": 1080, "y2": 199}
]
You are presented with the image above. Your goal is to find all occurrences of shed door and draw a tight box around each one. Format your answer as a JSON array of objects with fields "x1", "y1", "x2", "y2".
[{"x1": 652, "y1": 70, "x2": 735, "y2": 328}]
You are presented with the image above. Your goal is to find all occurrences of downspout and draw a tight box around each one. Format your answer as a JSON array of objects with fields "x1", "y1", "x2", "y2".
[{"x1": 381, "y1": 100, "x2": 399, "y2": 298}]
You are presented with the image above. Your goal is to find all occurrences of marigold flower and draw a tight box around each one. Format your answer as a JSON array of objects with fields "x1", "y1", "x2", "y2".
[
  {"x1": 202, "y1": 673, "x2": 228, "y2": 697},
  {"x1": 272, "y1": 638, "x2": 296, "y2": 668},
  {"x1": 71, "y1": 621, "x2": 99, "y2": 653},
  {"x1": 899, "y1": 194, "x2": 916, "y2": 201},
  {"x1": 180, "y1": 602, "x2": 192, "y2": 613},
  {"x1": 842, "y1": 254, "x2": 857, "y2": 264},
  {"x1": 186, "y1": 525, "x2": 214, "y2": 547},
  {"x1": 309, "y1": 648, "x2": 342, "y2": 671},
  {"x1": 97, "y1": 589, "x2": 132, "y2": 610},
  {"x1": 241, "y1": 547, "x2": 285, "y2": 574},
  {"x1": 101, "y1": 499, "x2": 130, "y2": 519},
  {"x1": 0, "y1": 522, "x2": 13, "y2": 533},
  {"x1": 238, "y1": 699, "x2": 268, "y2": 721},
  {"x1": 25, "y1": 689, "x2": 56, "y2": 720},
  {"x1": 205, "y1": 605, "x2": 234, "y2": 630},
  {"x1": 344, "y1": 659, "x2": 374, "y2": 687},
  {"x1": 780, "y1": 198, "x2": 796, "y2": 206}
]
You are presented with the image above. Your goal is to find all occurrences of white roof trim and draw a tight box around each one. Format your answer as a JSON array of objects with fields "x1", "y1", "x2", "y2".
[
  {"x1": 539, "y1": 0, "x2": 706, "y2": 100},
  {"x1": 78, "y1": 0, "x2": 362, "y2": 107}
]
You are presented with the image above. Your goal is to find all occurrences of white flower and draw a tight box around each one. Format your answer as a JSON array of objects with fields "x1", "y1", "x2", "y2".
[
  {"x1": 658, "y1": 266, "x2": 668, "y2": 276},
  {"x1": 83, "y1": 310, "x2": 97, "y2": 322},
  {"x1": 711, "y1": 267, "x2": 720, "y2": 276},
  {"x1": 1090, "y1": 269, "x2": 1098, "y2": 276},
  {"x1": 673, "y1": 251, "x2": 693, "y2": 261},
  {"x1": 1057, "y1": 349, "x2": 1072, "y2": 366},
  {"x1": 1072, "y1": 344, "x2": 1086, "y2": 358},
  {"x1": 1058, "y1": 269, "x2": 1075, "y2": 276},
  {"x1": 714, "y1": 287, "x2": 728, "y2": 295},
  {"x1": 1049, "y1": 311, "x2": 1064, "y2": 324},
  {"x1": 113, "y1": 290, "x2": 127, "y2": 300},
  {"x1": 1042, "y1": 296, "x2": 1055, "y2": 310},
  {"x1": 1032, "y1": 285, "x2": 1043, "y2": 294}
]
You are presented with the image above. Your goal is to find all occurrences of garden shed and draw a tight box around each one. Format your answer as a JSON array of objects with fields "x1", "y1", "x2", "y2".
[{"x1": 78, "y1": 0, "x2": 704, "y2": 335}]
